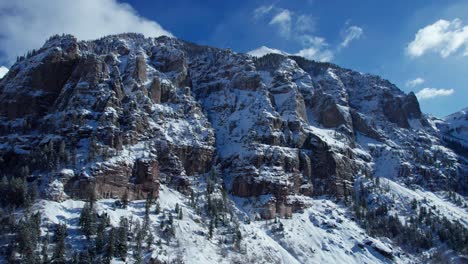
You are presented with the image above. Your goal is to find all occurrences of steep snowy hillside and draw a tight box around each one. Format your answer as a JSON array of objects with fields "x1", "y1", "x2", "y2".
[
  {"x1": 33, "y1": 185, "x2": 409, "y2": 264},
  {"x1": 0, "y1": 33, "x2": 466, "y2": 263}
]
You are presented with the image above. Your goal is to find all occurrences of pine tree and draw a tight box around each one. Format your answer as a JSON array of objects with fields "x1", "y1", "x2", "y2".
[
  {"x1": 133, "y1": 221, "x2": 144, "y2": 264},
  {"x1": 59, "y1": 140, "x2": 68, "y2": 163},
  {"x1": 105, "y1": 228, "x2": 116, "y2": 263},
  {"x1": 95, "y1": 219, "x2": 106, "y2": 253},
  {"x1": 17, "y1": 219, "x2": 34, "y2": 261},
  {"x1": 190, "y1": 190, "x2": 195, "y2": 207},
  {"x1": 53, "y1": 223, "x2": 67, "y2": 263},
  {"x1": 278, "y1": 221, "x2": 284, "y2": 232},
  {"x1": 144, "y1": 197, "x2": 151, "y2": 231},
  {"x1": 89, "y1": 135, "x2": 98, "y2": 161},
  {"x1": 178, "y1": 208, "x2": 183, "y2": 220},
  {"x1": 22, "y1": 179, "x2": 31, "y2": 208},
  {"x1": 115, "y1": 217, "x2": 128, "y2": 260},
  {"x1": 31, "y1": 211, "x2": 42, "y2": 242},
  {"x1": 79, "y1": 201, "x2": 96, "y2": 238},
  {"x1": 133, "y1": 220, "x2": 141, "y2": 242},
  {"x1": 411, "y1": 198, "x2": 418, "y2": 210},
  {"x1": 16, "y1": 212, "x2": 41, "y2": 263},
  {"x1": 154, "y1": 201, "x2": 160, "y2": 215},
  {"x1": 146, "y1": 232, "x2": 154, "y2": 249},
  {"x1": 146, "y1": 189, "x2": 155, "y2": 205},
  {"x1": 208, "y1": 220, "x2": 214, "y2": 239},
  {"x1": 29, "y1": 183, "x2": 38, "y2": 204}
]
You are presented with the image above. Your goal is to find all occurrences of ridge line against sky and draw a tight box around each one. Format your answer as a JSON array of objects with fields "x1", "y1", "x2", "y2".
[{"x1": 0, "y1": 0, "x2": 467, "y2": 117}]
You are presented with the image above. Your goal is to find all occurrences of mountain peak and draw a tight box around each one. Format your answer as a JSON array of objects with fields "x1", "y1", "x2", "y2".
[{"x1": 445, "y1": 107, "x2": 468, "y2": 121}]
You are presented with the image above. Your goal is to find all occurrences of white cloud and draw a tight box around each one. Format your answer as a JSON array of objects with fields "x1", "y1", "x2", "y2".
[
  {"x1": 253, "y1": 8, "x2": 363, "y2": 62},
  {"x1": 296, "y1": 15, "x2": 316, "y2": 33},
  {"x1": 299, "y1": 35, "x2": 327, "y2": 47},
  {"x1": 254, "y1": 5, "x2": 274, "y2": 18},
  {"x1": 340, "y1": 26, "x2": 363, "y2": 48},
  {"x1": 296, "y1": 35, "x2": 334, "y2": 62},
  {"x1": 269, "y1": 9, "x2": 293, "y2": 38},
  {"x1": 406, "y1": 77, "x2": 425, "y2": 87},
  {"x1": 0, "y1": 66, "x2": 8, "y2": 78},
  {"x1": 415, "y1": 88, "x2": 454, "y2": 100},
  {"x1": 407, "y1": 18, "x2": 468, "y2": 58},
  {"x1": 296, "y1": 47, "x2": 333, "y2": 62},
  {"x1": 0, "y1": 0, "x2": 172, "y2": 65}
]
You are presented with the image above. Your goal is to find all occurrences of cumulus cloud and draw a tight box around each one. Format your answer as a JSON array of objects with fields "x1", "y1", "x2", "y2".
[
  {"x1": 0, "y1": 0, "x2": 172, "y2": 64},
  {"x1": 340, "y1": 25, "x2": 364, "y2": 48},
  {"x1": 406, "y1": 78, "x2": 425, "y2": 88},
  {"x1": 415, "y1": 88, "x2": 454, "y2": 100},
  {"x1": 0, "y1": 66, "x2": 8, "y2": 79},
  {"x1": 407, "y1": 18, "x2": 468, "y2": 58},
  {"x1": 269, "y1": 9, "x2": 293, "y2": 38}
]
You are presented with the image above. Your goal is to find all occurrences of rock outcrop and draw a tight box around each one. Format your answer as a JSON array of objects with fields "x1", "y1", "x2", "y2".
[{"x1": 0, "y1": 33, "x2": 464, "y2": 218}]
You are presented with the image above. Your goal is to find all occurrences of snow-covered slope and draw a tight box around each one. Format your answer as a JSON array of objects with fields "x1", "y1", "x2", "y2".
[
  {"x1": 0, "y1": 34, "x2": 466, "y2": 263},
  {"x1": 34, "y1": 185, "x2": 410, "y2": 264},
  {"x1": 0, "y1": 66, "x2": 8, "y2": 79}
]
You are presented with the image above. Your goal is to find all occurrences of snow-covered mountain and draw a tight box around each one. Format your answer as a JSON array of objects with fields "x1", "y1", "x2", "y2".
[{"x1": 0, "y1": 34, "x2": 466, "y2": 263}]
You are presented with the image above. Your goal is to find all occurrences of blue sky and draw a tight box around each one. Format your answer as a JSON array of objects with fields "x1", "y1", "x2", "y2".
[{"x1": 0, "y1": 0, "x2": 467, "y2": 117}]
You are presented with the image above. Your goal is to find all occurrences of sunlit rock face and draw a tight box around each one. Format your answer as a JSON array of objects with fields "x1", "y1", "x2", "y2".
[{"x1": 0, "y1": 33, "x2": 464, "y2": 214}]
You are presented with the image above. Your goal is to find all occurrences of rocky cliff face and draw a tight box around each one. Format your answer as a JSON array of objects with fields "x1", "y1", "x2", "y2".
[{"x1": 0, "y1": 33, "x2": 464, "y2": 211}]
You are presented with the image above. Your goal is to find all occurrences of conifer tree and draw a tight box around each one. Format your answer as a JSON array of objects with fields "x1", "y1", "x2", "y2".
[
  {"x1": 115, "y1": 217, "x2": 128, "y2": 259},
  {"x1": 105, "y1": 228, "x2": 116, "y2": 263},
  {"x1": 53, "y1": 223, "x2": 67, "y2": 264},
  {"x1": 79, "y1": 201, "x2": 96, "y2": 238},
  {"x1": 208, "y1": 220, "x2": 214, "y2": 239},
  {"x1": 134, "y1": 221, "x2": 144, "y2": 264},
  {"x1": 178, "y1": 208, "x2": 183, "y2": 220},
  {"x1": 146, "y1": 232, "x2": 154, "y2": 249},
  {"x1": 155, "y1": 201, "x2": 160, "y2": 215},
  {"x1": 95, "y1": 218, "x2": 106, "y2": 253}
]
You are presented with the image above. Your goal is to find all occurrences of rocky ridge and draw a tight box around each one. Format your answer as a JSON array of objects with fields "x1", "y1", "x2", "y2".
[{"x1": 0, "y1": 33, "x2": 465, "y2": 211}]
